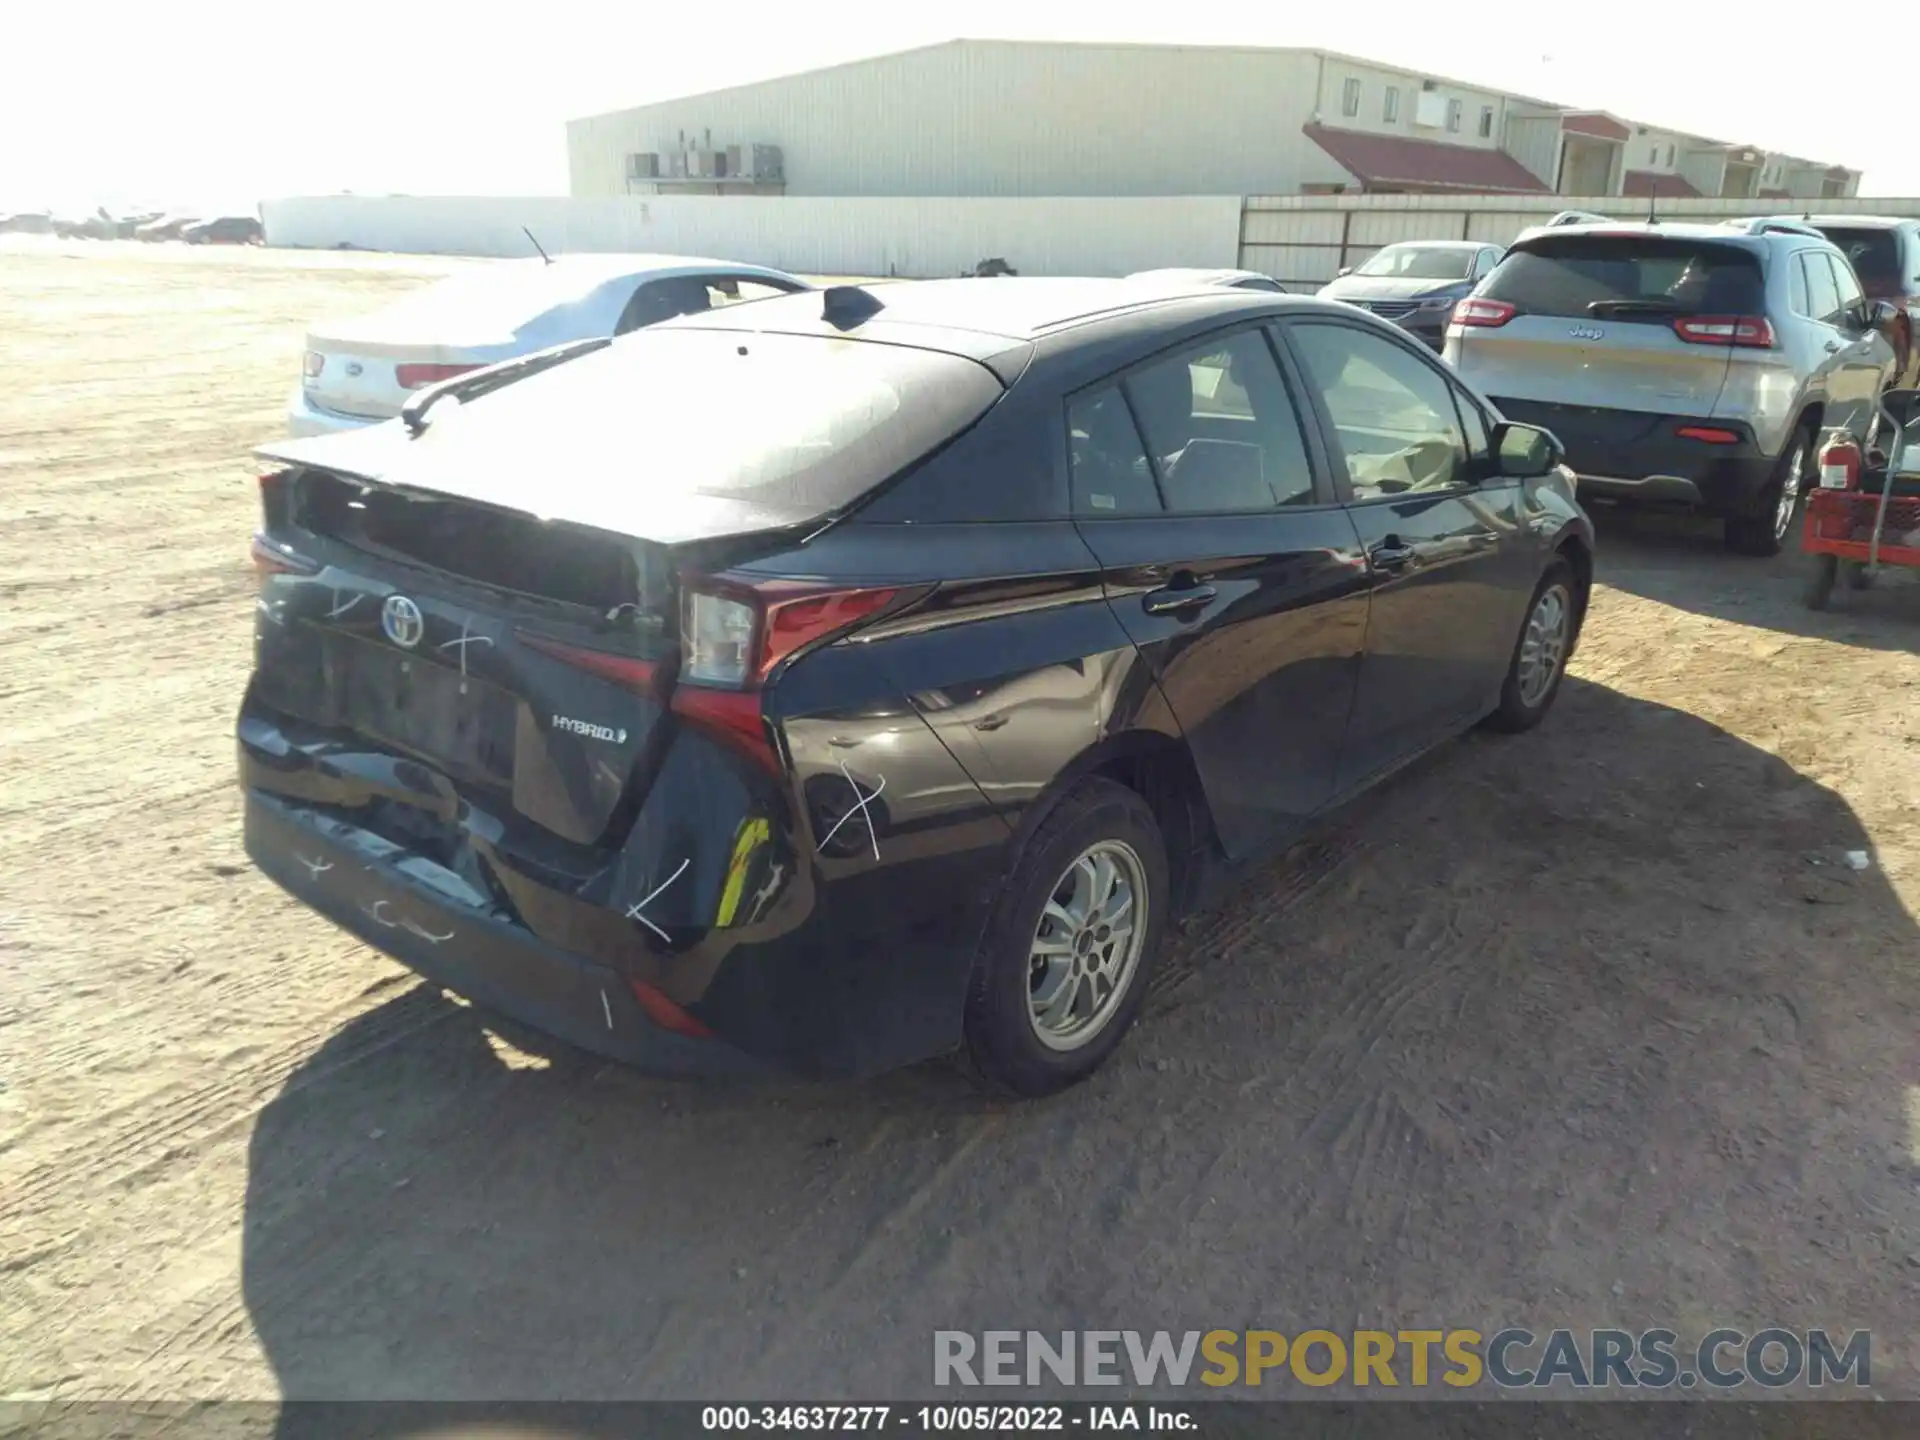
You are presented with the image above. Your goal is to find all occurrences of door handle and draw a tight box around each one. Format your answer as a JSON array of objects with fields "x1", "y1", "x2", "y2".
[
  {"x1": 1141, "y1": 583, "x2": 1217, "y2": 616},
  {"x1": 1825, "y1": 339, "x2": 1843, "y2": 353},
  {"x1": 1369, "y1": 542, "x2": 1417, "y2": 572}
]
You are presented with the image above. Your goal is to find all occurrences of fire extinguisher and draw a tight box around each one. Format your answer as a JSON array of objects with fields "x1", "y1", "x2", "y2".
[{"x1": 1818, "y1": 433, "x2": 1862, "y2": 490}]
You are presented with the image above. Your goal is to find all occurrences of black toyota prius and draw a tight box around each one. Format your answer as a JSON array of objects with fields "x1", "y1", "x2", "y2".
[{"x1": 239, "y1": 277, "x2": 1593, "y2": 1097}]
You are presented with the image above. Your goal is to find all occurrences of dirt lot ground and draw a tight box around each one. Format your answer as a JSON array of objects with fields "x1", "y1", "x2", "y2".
[{"x1": 3, "y1": 238, "x2": 1919, "y2": 1405}]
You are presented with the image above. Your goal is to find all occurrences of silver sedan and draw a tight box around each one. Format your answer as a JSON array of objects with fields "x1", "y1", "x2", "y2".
[{"x1": 288, "y1": 254, "x2": 812, "y2": 437}]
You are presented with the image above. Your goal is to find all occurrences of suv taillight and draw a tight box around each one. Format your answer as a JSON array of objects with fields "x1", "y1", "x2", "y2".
[
  {"x1": 1451, "y1": 298, "x2": 1516, "y2": 328},
  {"x1": 1673, "y1": 315, "x2": 1776, "y2": 348}
]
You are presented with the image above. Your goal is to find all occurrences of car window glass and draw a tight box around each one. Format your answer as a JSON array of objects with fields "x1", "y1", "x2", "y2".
[
  {"x1": 1123, "y1": 329, "x2": 1316, "y2": 512},
  {"x1": 1789, "y1": 256, "x2": 1811, "y2": 316},
  {"x1": 1453, "y1": 390, "x2": 1491, "y2": 460},
  {"x1": 615, "y1": 276, "x2": 716, "y2": 334},
  {"x1": 702, "y1": 277, "x2": 800, "y2": 308},
  {"x1": 1483, "y1": 236, "x2": 1764, "y2": 319},
  {"x1": 1817, "y1": 228, "x2": 1902, "y2": 293},
  {"x1": 1067, "y1": 386, "x2": 1160, "y2": 516},
  {"x1": 1802, "y1": 254, "x2": 1842, "y2": 326},
  {"x1": 1828, "y1": 253, "x2": 1865, "y2": 313},
  {"x1": 1289, "y1": 323, "x2": 1470, "y2": 499}
]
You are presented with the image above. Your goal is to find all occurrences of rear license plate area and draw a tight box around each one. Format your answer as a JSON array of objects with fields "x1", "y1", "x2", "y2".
[{"x1": 337, "y1": 637, "x2": 514, "y2": 780}]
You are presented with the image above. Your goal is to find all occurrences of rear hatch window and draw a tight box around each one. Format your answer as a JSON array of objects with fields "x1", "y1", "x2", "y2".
[
  {"x1": 407, "y1": 327, "x2": 1006, "y2": 529},
  {"x1": 1482, "y1": 234, "x2": 1765, "y2": 320}
]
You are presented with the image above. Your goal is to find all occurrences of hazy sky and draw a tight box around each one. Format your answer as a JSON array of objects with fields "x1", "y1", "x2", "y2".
[{"x1": 6, "y1": 1, "x2": 1912, "y2": 211}]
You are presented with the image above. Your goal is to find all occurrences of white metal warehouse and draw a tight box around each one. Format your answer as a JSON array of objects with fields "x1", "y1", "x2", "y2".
[{"x1": 566, "y1": 39, "x2": 1861, "y2": 205}]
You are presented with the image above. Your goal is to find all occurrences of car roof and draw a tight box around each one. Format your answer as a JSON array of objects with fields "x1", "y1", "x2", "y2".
[
  {"x1": 1508, "y1": 220, "x2": 1800, "y2": 247},
  {"x1": 484, "y1": 252, "x2": 807, "y2": 285},
  {"x1": 1802, "y1": 214, "x2": 1916, "y2": 231},
  {"x1": 1124, "y1": 267, "x2": 1272, "y2": 285},
  {"x1": 681, "y1": 276, "x2": 1317, "y2": 342},
  {"x1": 671, "y1": 277, "x2": 1374, "y2": 385}
]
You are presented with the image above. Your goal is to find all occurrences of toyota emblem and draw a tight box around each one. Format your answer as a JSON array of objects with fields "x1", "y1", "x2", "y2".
[
  {"x1": 381, "y1": 594, "x2": 425, "y2": 649},
  {"x1": 345, "y1": 360, "x2": 364, "y2": 377}
]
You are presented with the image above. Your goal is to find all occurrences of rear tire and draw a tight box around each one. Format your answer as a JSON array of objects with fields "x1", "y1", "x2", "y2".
[
  {"x1": 1803, "y1": 552, "x2": 1838, "y2": 610},
  {"x1": 1725, "y1": 431, "x2": 1810, "y2": 557},
  {"x1": 1484, "y1": 559, "x2": 1579, "y2": 734},
  {"x1": 960, "y1": 778, "x2": 1169, "y2": 1098}
]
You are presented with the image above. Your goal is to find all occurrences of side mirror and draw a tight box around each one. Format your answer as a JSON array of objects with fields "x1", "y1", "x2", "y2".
[
  {"x1": 1335, "y1": 266, "x2": 1352, "y2": 278},
  {"x1": 1869, "y1": 299, "x2": 1901, "y2": 330},
  {"x1": 1491, "y1": 420, "x2": 1564, "y2": 479}
]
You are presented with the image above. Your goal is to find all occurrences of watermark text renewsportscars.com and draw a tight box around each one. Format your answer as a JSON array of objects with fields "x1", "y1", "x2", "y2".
[{"x1": 933, "y1": 1328, "x2": 1871, "y2": 1391}]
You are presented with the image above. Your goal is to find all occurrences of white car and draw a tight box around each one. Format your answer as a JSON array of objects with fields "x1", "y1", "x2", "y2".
[
  {"x1": 289, "y1": 254, "x2": 813, "y2": 437},
  {"x1": 1123, "y1": 267, "x2": 1289, "y2": 293}
]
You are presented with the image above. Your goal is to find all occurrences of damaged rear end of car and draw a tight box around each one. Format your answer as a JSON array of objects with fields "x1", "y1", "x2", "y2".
[{"x1": 238, "y1": 316, "x2": 1020, "y2": 1078}]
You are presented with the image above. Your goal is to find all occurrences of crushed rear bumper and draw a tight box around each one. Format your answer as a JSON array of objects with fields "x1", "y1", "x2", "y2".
[{"x1": 244, "y1": 788, "x2": 777, "y2": 1079}]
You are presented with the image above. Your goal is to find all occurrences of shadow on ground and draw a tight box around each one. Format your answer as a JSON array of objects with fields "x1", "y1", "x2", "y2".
[
  {"x1": 242, "y1": 679, "x2": 1920, "y2": 1406},
  {"x1": 1589, "y1": 502, "x2": 1920, "y2": 648}
]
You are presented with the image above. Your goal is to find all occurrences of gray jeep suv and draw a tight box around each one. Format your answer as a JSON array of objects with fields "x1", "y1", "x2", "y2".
[{"x1": 1446, "y1": 218, "x2": 1898, "y2": 555}]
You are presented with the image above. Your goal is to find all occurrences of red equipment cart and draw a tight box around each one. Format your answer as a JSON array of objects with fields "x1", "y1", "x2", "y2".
[{"x1": 1803, "y1": 389, "x2": 1920, "y2": 609}]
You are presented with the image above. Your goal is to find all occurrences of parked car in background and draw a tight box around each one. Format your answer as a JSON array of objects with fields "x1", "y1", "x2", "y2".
[
  {"x1": 184, "y1": 216, "x2": 263, "y2": 246},
  {"x1": 287, "y1": 254, "x2": 813, "y2": 438},
  {"x1": 1125, "y1": 267, "x2": 1289, "y2": 293},
  {"x1": 0, "y1": 211, "x2": 53, "y2": 235},
  {"x1": 241, "y1": 277, "x2": 1592, "y2": 1096},
  {"x1": 1447, "y1": 217, "x2": 1899, "y2": 555},
  {"x1": 1317, "y1": 241, "x2": 1505, "y2": 349},
  {"x1": 1804, "y1": 215, "x2": 1920, "y2": 388}
]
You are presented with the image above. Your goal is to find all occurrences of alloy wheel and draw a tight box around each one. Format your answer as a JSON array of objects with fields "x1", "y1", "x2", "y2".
[
  {"x1": 1027, "y1": 840, "x2": 1150, "y2": 1052},
  {"x1": 1517, "y1": 583, "x2": 1571, "y2": 709}
]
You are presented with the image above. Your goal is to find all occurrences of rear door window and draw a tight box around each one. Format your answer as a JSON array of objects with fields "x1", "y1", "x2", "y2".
[
  {"x1": 1067, "y1": 387, "x2": 1159, "y2": 516},
  {"x1": 1124, "y1": 329, "x2": 1318, "y2": 513},
  {"x1": 1801, "y1": 253, "x2": 1843, "y2": 326},
  {"x1": 1481, "y1": 235, "x2": 1765, "y2": 321},
  {"x1": 1829, "y1": 252, "x2": 1866, "y2": 314},
  {"x1": 1069, "y1": 329, "x2": 1320, "y2": 516}
]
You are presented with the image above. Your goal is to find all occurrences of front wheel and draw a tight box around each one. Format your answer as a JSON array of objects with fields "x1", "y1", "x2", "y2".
[
  {"x1": 960, "y1": 777, "x2": 1169, "y2": 1098},
  {"x1": 1484, "y1": 559, "x2": 1579, "y2": 734}
]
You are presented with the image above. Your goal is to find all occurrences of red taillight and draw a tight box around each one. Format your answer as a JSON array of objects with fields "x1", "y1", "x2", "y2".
[
  {"x1": 250, "y1": 531, "x2": 317, "y2": 577},
  {"x1": 680, "y1": 579, "x2": 900, "y2": 689},
  {"x1": 1452, "y1": 297, "x2": 1516, "y2": 328},
  {"x1": 627, "y1": 978, "x2": 714, "y2": 1039},
  {"x1": 515, "y1": 581, "x2": 902, "y2": 777},
  {"x1": 1672, "y1": 315, "x2": 1776, "y2": 348},
  {"x1": 516, "y1": 631, "x2": 659, "y2": 694},
  {"x1": 674, "y1": 578, "x2": 901, "y2": 773},
  {"x1": 670, "y1": 687, "x2": 779, "y2": 774},
  {"x1": 758, "y1": 587, "x2": 901, "y2": 681},
  {"x1": 1676, "y1": 426, "x2": 1741, "y2": 445},
  {"x1": 394, "y1": 362, "x2": 482, "y2": 390}
]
